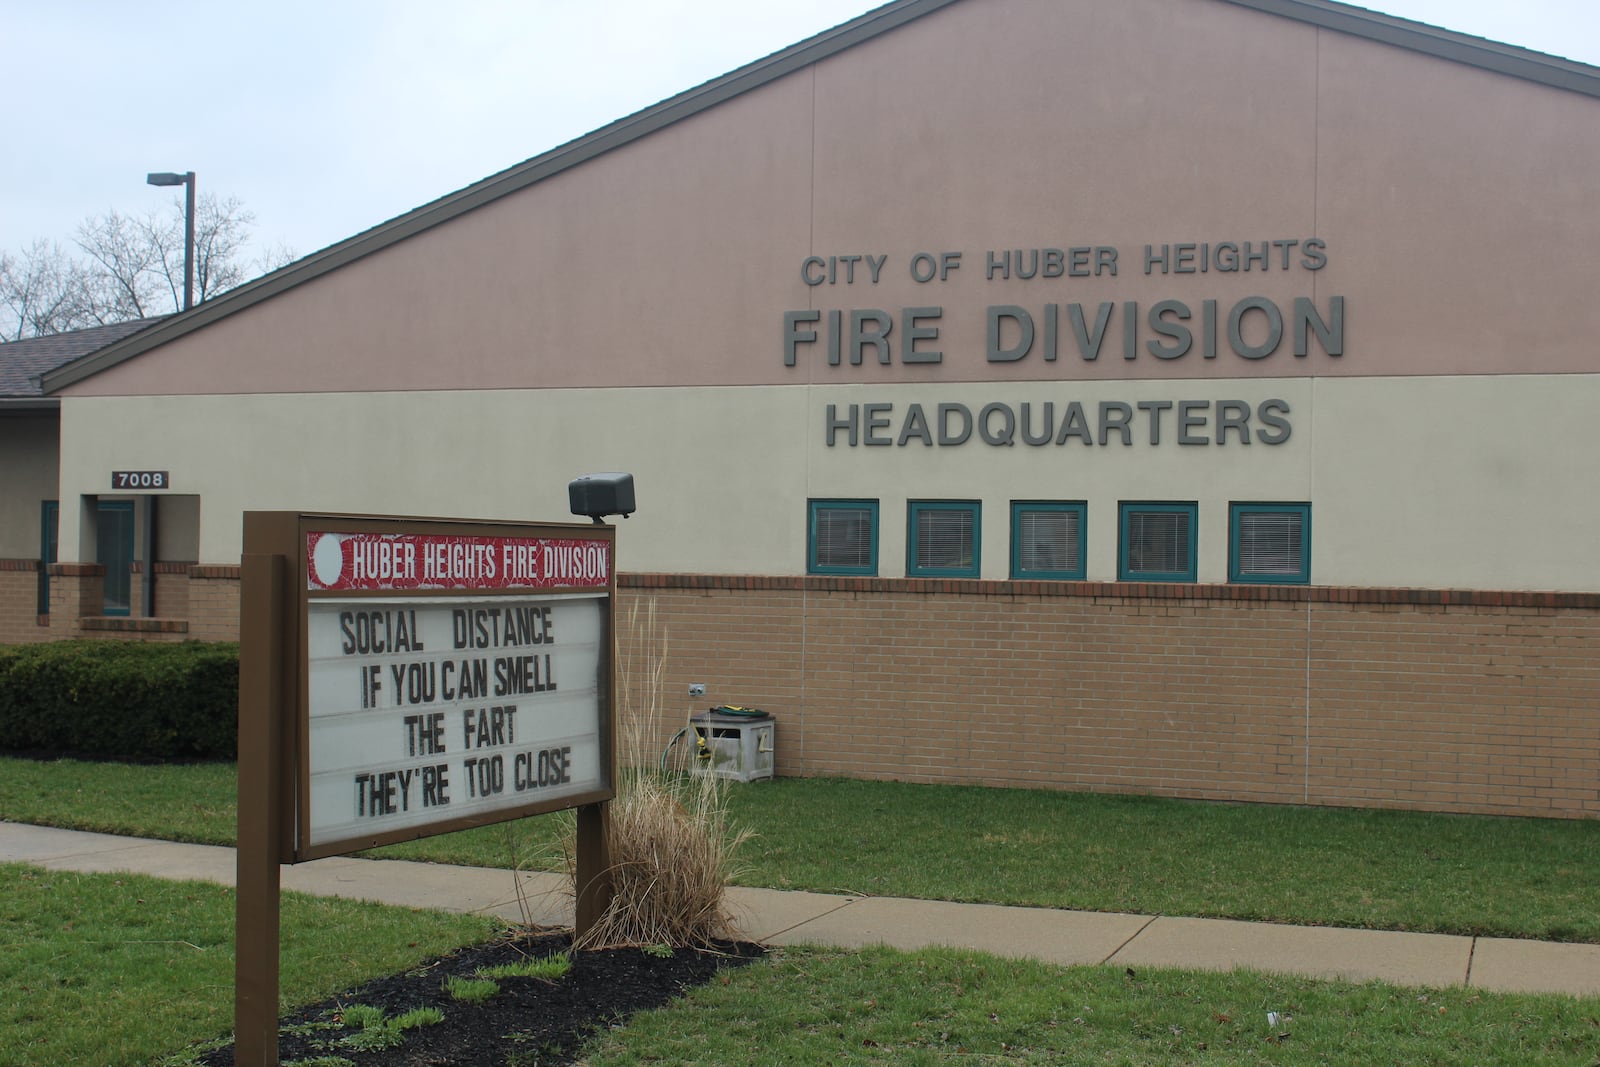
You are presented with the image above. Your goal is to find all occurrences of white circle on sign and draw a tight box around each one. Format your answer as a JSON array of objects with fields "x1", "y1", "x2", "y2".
[{"x1": 311, "y1": 534, "x2": 345, "y2": 588}]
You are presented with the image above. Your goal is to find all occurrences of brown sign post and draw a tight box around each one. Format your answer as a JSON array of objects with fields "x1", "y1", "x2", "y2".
[{"x1": 236, "y1": 512, "x2": 616, "y2": 1065}]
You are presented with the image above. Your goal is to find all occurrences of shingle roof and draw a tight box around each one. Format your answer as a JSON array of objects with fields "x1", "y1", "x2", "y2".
[{"x1": 0, "y1": 319, "x2": 166, "y2": 400}]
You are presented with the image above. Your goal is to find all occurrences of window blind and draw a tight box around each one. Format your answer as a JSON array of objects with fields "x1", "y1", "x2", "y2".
[
  {"x1": 1237, "y1": 510, "x2": 1303, "y2": 575},
  {"x1": 916, "y1": 508, "x2": 975, "y2": 570},
  {"x1": 815, "y1": 506, "x2": 873, "y2": 569},
  {"x1": 1018, "y1": 508, "x2": 1081, "y2": 573},
  {"x1": 1126, "y1": 510, "x2": 1190, "y2": 575}
]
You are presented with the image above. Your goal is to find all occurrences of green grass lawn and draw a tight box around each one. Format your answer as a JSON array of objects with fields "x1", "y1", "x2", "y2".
[
  {"x1": 4, "y1": 757, "x2": 1597, "y2": 942},
  {"x1": 5, "y1": 758, "x2": 1600, "y2": 1065},
  {"x1": 587, "y1": 946, "x2": 1600, "y2": 1067},
  {"x1": 0, "y1": 758, "x2": 237, "y2": 845},
  {"x1": 5, "y1": 862, "x2": 1598, "y2": 1067},
  {"x1": 7, "y1": 862, "x2": 1598, "y2": 1066},
  {"x1": 0, "y1": 863, "x2": 496, "y2": 1067}
]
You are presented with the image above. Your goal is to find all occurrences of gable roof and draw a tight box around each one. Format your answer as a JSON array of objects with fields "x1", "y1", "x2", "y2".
[
  {"x1": 40, "y1": 0, "x2": 1600, "y2": 395},
  {"x1": 1234, "y1": 0, "x2": 1600, "y2": 91},
  {"x1": 2, "y1": 318, "x2": 166, "y2": 408}
]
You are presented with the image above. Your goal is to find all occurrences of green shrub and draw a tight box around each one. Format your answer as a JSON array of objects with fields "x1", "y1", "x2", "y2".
[{"x1": 0, "y1": 640, "x2": 237, "y2": 759}]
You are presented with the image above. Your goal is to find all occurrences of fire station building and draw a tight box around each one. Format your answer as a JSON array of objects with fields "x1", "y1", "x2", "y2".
[{"x1": 6, "y1": 0, "x2": 1599, "y2": 817}]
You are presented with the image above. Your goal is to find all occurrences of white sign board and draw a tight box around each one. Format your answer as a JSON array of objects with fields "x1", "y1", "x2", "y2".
[{"x1": 305, "y1": 593, "x2": 605, "y2": 848}]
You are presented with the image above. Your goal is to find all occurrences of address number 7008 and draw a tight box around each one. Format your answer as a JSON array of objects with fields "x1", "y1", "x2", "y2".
[{"x1": 111, "y1": 470, "x2": 170, "y2": 490}]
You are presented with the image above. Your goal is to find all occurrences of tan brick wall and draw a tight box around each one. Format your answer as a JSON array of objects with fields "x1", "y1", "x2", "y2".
[
  {"x1": 5, "y1": 562, "x2": 198, "y2": 644},
  {"x1": 45, "y1": 563, "x2": 103, "y2": 638},
  {"x1": 186, "y1": 566, "x2": 241, "y2": 642},
  {"x1": 0, "y1": 561, "x2": 50, "y2": 644},
  {"x1": 0, "y1": 563, "x2": 236, "y2": 645},
  {"x1": 4, "y1": 563, "x2": 1595, "y2": 819},
  {"x1": 1305, "y1": 602, "x2": 1600, "y2": 818},
  {"x1": 153, "y1": 562, "x2": 192, "y2": 620},
  {"x1": 617, "y1": 577, "x2": 1600, "y2": 820}
]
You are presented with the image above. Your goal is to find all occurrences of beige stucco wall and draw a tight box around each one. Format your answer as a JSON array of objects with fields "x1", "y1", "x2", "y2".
[
  {"x1": 55, "y1": 372, "x2": 1600, "y2": 590},
  {"x1": 56, "y1": 389, "x2": 811, "y2": 574},
  {"x1": 0, "y1": 415, "x2": 57, "y2": 559},
  {"x1": 156, "y1": 495, "x2": 200, "y2": 560}
]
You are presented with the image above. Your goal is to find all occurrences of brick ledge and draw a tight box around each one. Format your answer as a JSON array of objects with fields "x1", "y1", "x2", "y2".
[
  {"x1": 619, "y1": 573, "x2": 1600, "y2": 610},
  {"x1": 48, "y1": 563, "x2": 104, "y2": 577},
  {"x1": 79, "y1": 617, "x2": 190, "y2": 634},
  {"x1": 104, "y1": 564, "x2": 1600, "y2": 610}
]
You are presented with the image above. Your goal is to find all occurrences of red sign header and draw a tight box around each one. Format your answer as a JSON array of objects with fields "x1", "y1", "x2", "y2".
[{"x1": 305, "y1": 531, "x2": 611, "y2": 592}]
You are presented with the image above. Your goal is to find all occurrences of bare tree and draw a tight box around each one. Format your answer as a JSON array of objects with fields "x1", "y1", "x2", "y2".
[
  {"x1": 74, "y1": 208, "x2": 166, "y2": 323},
  {"x1": 0, "y1": 241, "x2": 96, "y2": 342},
  {"x1": 253, "y1": 238, "x2": 300, "y2": 278},
  {"x1": 0, "y1": 194, "x2": 294, "y2": 340}
]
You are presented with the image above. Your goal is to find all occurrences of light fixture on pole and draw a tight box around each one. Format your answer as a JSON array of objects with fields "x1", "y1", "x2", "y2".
[
  {"x1": 146, "y1": 170, "x2": 195, "y2": 311},
  {"x1": 140, "y1": 170, "x2": 194, "y2": 622}
]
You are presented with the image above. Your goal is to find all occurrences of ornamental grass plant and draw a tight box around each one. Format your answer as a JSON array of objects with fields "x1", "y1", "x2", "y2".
[{"x1": 568, "y1": 599, "x2": 749, "y2": 950}]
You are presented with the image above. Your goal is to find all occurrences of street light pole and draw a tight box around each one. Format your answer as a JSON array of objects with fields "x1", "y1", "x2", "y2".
[
  {"x1": 139, "y1": 170, "x2": 195, "y2": 622},
  {"x1": 146, "y1": 170, "x2": 195, "y2": 311}
]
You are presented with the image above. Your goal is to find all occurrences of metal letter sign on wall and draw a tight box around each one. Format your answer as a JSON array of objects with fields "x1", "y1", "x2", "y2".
[{"x1": 235, "y1": 513, "x2": 617, "y2": 1066}]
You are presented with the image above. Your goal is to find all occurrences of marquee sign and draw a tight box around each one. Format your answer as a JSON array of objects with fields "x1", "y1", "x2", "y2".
[
  {"x1": 237, "y1": 512, "x2": 618, "y2": 1066},
  {"x1": 304, "y1": 591, "x2": 606, "y2": 849},
  {"x1": 239, "y1": 513, "x2": 616, "y2": 859}
]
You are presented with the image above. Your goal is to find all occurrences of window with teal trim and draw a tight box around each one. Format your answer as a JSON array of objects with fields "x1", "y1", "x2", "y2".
[
  {"x1": 1010, "y1": 501, "x2": 1085, "y2": 580},
  {"x1": 908, "y1": 501, "x2": 980, "y2": 578},
  {"x1": 1118, "y1": 501, "x2": 1196, "y2": 582},
  {"x1": 1230, "y1": 503, "x2": 1310, "y2": 584},
  {"x1": 808, "y1": 499, "x2": 878, "y2": 576}
]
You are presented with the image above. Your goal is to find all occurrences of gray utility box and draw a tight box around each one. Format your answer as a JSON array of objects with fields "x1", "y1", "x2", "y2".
[{"x1": 690, "y1": 710, "x2": 775, "y2": 783}]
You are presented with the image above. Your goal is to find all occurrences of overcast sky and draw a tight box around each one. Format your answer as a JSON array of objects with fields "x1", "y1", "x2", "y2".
[{"x1": 4, "y1": 0, "x2": 1596, "y2": 267}]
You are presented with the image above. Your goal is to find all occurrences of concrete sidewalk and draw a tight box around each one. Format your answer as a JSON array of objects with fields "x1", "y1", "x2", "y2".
[{"x1": 5, "y1": 821, "x2": 1597, "y2": 997}]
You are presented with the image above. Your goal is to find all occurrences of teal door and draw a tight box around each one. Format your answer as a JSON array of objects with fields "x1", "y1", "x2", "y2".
[{"x1": 96, "y1": 501, "x2": 134, "y2": 616}]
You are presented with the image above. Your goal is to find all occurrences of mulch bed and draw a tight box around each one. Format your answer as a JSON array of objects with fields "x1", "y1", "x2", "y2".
[{"x1": 194, "y1": 929, "x2": 764, "y2": 1066}]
